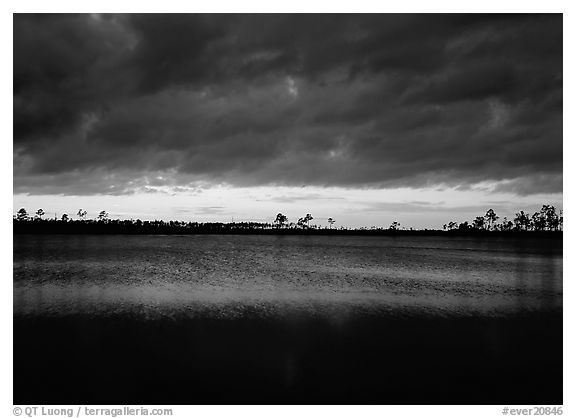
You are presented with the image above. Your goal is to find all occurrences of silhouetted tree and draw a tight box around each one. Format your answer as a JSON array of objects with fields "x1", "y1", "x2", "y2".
[
  {"x1": 531, "y1": 210, "x2": 546, "y2": 231},
  {"x1": 484, "y1": 209, "x2": 498, "y2": 231},
  {"x1": 513, "y1": 211, "x2": 531, "y2": 231},
  {"x1": 98, "y1": 211, "x2": 109, "y2": 222},
  {"x1": 16, "y1": 208, "x2": 28, "y2": 221},
  {"x1": 472, "y1": 216, "x2": 485, "y2": 230},
  {"x1": 11, "y1": 204, "x2": 564, "y2": 235},
  {"x1": 77, "y1": 209, "x2": 87, "y2": 221},
  {"x1": 500, "y1": 217, "x2": 514, "y2": 231},
  {"x1": 275, "y1": 213, "x2": 288, "y2": 228},
  {"x1": 541, "y1": 205, "x2": 560, "y2": 231}
]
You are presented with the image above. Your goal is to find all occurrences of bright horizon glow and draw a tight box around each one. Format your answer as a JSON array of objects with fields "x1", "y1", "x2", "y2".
[{"x1": 13, "y1": 184, "x2": 562, "y2": 229}]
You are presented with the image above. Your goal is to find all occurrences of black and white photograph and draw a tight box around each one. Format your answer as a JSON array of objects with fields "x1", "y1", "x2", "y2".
[{"x1": 12, "y1": 11, "x2": 565, "y2": 408}]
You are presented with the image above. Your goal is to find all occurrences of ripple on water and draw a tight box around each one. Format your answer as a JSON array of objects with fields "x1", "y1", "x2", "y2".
[{"x1": 13, "y1": 234, "x2": 563, "y2": 319}]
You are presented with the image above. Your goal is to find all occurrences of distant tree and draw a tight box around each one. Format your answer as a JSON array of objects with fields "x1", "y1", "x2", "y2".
[
  {"x1": 303, "y1": 213, "x2": 313, "y2": 228},
  {"x1": 484, "y1": 209, "x2": 498, "y2": 231},
  {"x1": 98, "y1": 211, "x2": 109, "y2": 222},
  {"x1": 531, "y1": 210, "x2": 546, "y2": 231},
  {"x1": 472, "y1": 216, "x2": 485, "y2": 230},
  {"x1": 500, "y1": 217, "x2": 514, "y2": 232},
  {"x1": 513, "y1": 211, "x2": 531, "y2": 231},
  {"x1": 77, "y1": 209, "x2": 87, "y2": 221},
  {"x1": 275, "y1": 213, "x2": 288, "y2": 228},
  {"x1": 11, "y1": 205, "x2": 563, "y2": 234},
  {"x1": 541, "y1": 205, "x2": 560, "y2": 231},
  {"x1": 16, "y1": 208, "x2": 28, "y2": 221}
]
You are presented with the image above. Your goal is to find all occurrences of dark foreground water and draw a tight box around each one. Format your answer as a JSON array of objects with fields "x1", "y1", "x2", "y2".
[{"x1": 13, "y1": 234, "x2": 563, "y2": 404}]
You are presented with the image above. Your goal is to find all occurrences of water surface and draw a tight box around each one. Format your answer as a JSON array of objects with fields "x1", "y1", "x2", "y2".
[
  {"x1": 13, "y1": 234, "x2": 563, "y2": 404},
  {"x1": 13, "y1": 234, "x2": 562, "y2": 319}
]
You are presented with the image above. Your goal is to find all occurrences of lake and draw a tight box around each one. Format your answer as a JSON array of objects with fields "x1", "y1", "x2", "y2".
[{"x1": 13, "y1": 234, "x2": 563, "y2": 404}]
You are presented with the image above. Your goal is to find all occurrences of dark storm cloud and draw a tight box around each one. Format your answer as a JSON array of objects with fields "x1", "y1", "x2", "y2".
[{"x1": 13, "y1": 14, "x2": 562, "y2": 195}]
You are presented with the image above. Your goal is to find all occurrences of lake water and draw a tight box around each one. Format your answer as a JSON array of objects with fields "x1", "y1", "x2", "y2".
[
  {"x1": 13, "y1": 234, "x2": 562, "y2": 319},
  {"x1": 13, "y1": 234, "x2": 563, "y2": 404}
]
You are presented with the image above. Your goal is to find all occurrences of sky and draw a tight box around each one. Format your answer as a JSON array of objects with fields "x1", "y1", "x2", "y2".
[{"x1": 13, "y1": 14, "x2": 563, "y2": 228}]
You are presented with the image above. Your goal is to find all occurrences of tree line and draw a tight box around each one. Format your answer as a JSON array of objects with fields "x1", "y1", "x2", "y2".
[
  {"x1": 442, "y1": 205, "x2": 562, "y2": 232},
  {"x1": 13, "y1": 205, "x2": 562, "y2": 235}
]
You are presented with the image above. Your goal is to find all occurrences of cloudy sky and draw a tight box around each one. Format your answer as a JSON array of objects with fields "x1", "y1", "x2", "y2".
[{"x1": 13, "y1": 14, "x2": 562, "y2": 228}]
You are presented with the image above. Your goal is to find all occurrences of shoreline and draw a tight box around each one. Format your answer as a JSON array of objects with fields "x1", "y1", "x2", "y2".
[{"x1": 12, "y1": 227, "x2": 564, "y2": 238}]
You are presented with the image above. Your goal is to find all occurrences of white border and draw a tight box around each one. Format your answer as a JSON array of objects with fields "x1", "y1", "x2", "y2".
[{"x1": 4, "y1": 3, "x2": 572, "y2": 418}]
